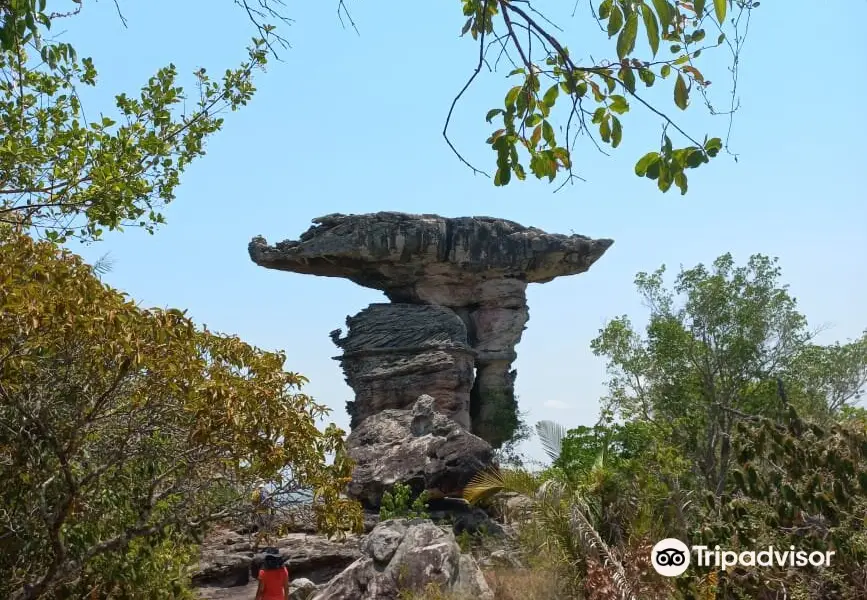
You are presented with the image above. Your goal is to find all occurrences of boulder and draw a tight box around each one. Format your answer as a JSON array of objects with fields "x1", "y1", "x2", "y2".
[
  {"x1": 346, "y1": 395, "x2": 492, "y2": 509},
  {"x1": 309, "y1": 519, "x2": 494, "y2": 600},
  {"x1": 290, "y1": 578, "x2": 318, "y2": 600}
]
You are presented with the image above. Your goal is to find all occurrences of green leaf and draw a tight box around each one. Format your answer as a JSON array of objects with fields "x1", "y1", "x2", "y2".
[
  {"x1": 505, "y1": 86, "x2": 522, "y2": 108},
  {"x1": 617, "y1": 11, "x2": 639, "y2": 59},
  {"x1": 694, "y1": 0, "x2": 706, "y2": 16},
  {"x1": 525, "y1": 114, "x2": 543, "y2": 127},
  {"x1": 542, "y1": 121, "x2": 556, "y2": 146},
  {"x1": 639, "y1": 68, "x2": 656, "y2": 87},
  {"x1": 714, "y1": 0, "x2": 727, "y2": 24},
  {"x1": 600, "y1": 119, "x2": 611, "y2": 143},
  {"x1": 660, "y1": 64, "x2": 671, "y2": 78},
  {"x1": 607, "y1": 5, "x2": 624, "y2": 37},
  {"x1": 675, "y1": 171, "x2": 688, "y2": 194},
  {"x1": 686, "y1": 149, "x2": 705, "y2": 168},
  {"x1": 599, "y1": 0, "x2": 612, "y2": 19},
  {"x1": 611, "y1": 117, "x2": 623, "y2": 148},
  {"x1": 652, "y1": 0, "x2": 672, "y2": 28},
  {"x1": 619, "y1": 67, "x2": 636, "y2": 94},
  {"x1": 635, "y1": 151, "x2": 659, "y2": 176},
  {"x1": 674, "y1": 73, "x2": 688, "y2": 109},
  {"x1": 592, "y1": 107, "x2": 607, "y2": 124},
  {"x1": 641, "y1": 3, "x2": 660, "y2": 57},
  {"x1": 717, "y1": 33, "x2": 726, "y2": 44},
  {"x1": 658, "y1": 164, "x2": 673, "y2": 192},
  {"x1": 609, "y1": 95, "x2": 629, "y2": 114},
  {"x1": 461, "y1": 17, "x2": 473, "y2": 36},
  {"x1": 494, "y1": 166, "x2": 511, "y2": 186},
  {"x1": 704, "y1": 137, "x2": 723, "y2": 157},
  {"x1": 543, "y1": 84, "x2": 559, "y2": 107},
  {"x1": 485, "y1": 109, "x2": 503, "y2": 123}
]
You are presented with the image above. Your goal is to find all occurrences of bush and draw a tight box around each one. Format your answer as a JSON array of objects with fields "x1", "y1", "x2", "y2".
[{"x1": 379, "y1": 483, "x2": 430, "y2": 520}]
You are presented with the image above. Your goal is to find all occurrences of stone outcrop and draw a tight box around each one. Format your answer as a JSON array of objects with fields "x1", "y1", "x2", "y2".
[
  {"x1": 250, "y1": 212, "x2": 612, "y2": 505},
  {"x1": 309, "y1": 518, "x2": 494, "y2": 600},
  {"x1": 193, "y1": 512, "x2": 524, "y2": 600},
  {"x1": 192, "y1": 526, "x2": 364, "y2": 592},
  {"x1": 346, "y1": 395, "x2": 492, "y2": 508},
  {"x1": 331, "y1": 305, "x2": 475, "y2": 430}
]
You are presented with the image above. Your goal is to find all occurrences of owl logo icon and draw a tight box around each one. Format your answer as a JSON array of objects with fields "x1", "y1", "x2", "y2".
[{"x1": 651, "y1": 538, "x2": 691, "y2": 576}]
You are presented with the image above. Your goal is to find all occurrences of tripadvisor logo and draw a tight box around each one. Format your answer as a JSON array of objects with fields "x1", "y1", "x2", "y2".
[
  {"x1": 650, "y1": 539, "x2": 835, "y2": 577},
  {"x1": 651, "y1": 539, "x2": 691, "y2": 577}
]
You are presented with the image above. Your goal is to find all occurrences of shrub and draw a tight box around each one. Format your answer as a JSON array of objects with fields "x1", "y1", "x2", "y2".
[{"x1": 379, "y1": 483, "x2": 430, "y2": 520}]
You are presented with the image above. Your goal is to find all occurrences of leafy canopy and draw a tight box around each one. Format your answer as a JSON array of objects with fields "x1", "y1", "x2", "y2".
[
  {"x1": 0, "y1": 230, "x2": 363, "y2": 599},
  {"x1": 591, "y1": 253, "x2": 867, "y2": 494},
  {"x1": 244, "y1": 0, "x2": 757, "y2": 193},
  {"x1": 0, "y1": 1, "x2": 267, "y2": 242},
  {"x1": 0, "y1": 1, "x2": 759, "y2": 200}
]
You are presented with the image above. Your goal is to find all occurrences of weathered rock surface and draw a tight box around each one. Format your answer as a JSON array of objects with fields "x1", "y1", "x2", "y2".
[
  {"x1": 248, "y1": 212, "x2": 613, "y2": 291},
  {"x1": 250, "y1": 212, "x2": 612, "y2": 503},
  {"x1": 346, "y1": 395, "x2": 492, "y2": 509},
  {"x1": 309, "y1": 518, "x2": 494, "y2": 600},
  {"x1": 192, "y1": 526, "x2": 363, "y2": 592},
  {"x1": 333, "y1": 304, "x2": 475, "y2": 430}
]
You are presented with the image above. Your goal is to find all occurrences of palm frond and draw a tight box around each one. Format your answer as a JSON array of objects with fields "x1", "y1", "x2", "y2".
[
  {"x1": 568, "y1": 497, "x2": 637, "y2": 600},
  {"x1": 536, "y1": 419, "x2": 567, "y2": 463},
  {"x1": 462, "y1": 467, "x2": 540, "y2": 504},
  {"x1": 91, "y1": 253, "x2": 115, "y2": 277}
]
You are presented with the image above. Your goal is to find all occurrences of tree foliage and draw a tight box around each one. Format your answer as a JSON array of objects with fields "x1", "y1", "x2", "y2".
[
  {"x1": 591, "y1": 253, "x2": 867, "y2": 495},
  {"x1": 696, "y1": 407, "x2": 867, "y2": 598},
  {"x1": 8, "y1": 0, "x2": 755, "y2": 195},
  {"x1": 0, "y1": 231, "x2": 362, "y2": 599},
  {"x1": 0, "y1": 6, "x2": 364, "y2": 596},
  {"x1": 463, "y1": 254, "x2": 867, "y2": 599},
  {"x1": 241, "y1": 0, "x2": 758, "y2": 192},
  {"x1": 0, "y1": 1, "x2": 266, "y2": 242}
]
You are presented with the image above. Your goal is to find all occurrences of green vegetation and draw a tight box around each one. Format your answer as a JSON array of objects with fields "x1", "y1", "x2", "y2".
[
  {"x1": 465, "y1": 254, "x2": 867, "y2": 600},
  {"x1": 473, "y1": 388, "x2": 524, "y2": 450},
  {"x1": 0, "y1": 4, "x2": 362, "y2": 599},
  {"x1": 379, "y1": 483, "x2": 431, "y2": 521},
  {"x1": 2, "y1": 1, "x2": 758, "y2": 200}
]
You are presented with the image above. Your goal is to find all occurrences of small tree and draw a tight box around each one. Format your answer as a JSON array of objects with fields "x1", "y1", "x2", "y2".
[
  {"x1": 0, "y1": 2, "x2": 266, "y2": 242},
  {"x1": 591, "y1": 253, "x2": 867, "y2": 496},
  {"x1": 0, "y1": 231, "x2": 363, "y2": 600}
]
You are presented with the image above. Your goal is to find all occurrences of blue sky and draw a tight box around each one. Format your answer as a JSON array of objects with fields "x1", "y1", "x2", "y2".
[{"x1": 63, "y1": 1, "x2": 866, "y2": 462}]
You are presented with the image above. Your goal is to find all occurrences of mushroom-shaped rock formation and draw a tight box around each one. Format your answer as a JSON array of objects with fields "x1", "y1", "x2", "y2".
[{"x1": 250, "y1": 212, "x2": 612, "y2": 505}]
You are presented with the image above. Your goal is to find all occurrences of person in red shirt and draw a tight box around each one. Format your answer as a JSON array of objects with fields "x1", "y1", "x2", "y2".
[{"x1": 255, "y1": 548, "x2": 289, "y2": 600}]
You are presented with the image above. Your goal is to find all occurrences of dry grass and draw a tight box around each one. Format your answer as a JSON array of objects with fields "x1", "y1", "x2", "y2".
[
  {"x1": 483, "y1": 567, "x2": 563, "y2": 600},
  {"x1": 399, "y1": 566, "x2": 563, "y2": 600}
]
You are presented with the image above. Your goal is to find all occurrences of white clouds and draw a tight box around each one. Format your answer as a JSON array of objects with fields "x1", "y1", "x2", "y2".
[{"x1": 543, "y1": 399, "x2": 570, "y2": 410}]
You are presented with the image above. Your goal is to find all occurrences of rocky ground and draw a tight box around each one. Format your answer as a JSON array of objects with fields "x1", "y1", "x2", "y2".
[{"x1": 193, "y1": 499, "x2": 528, "y2": 600}]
